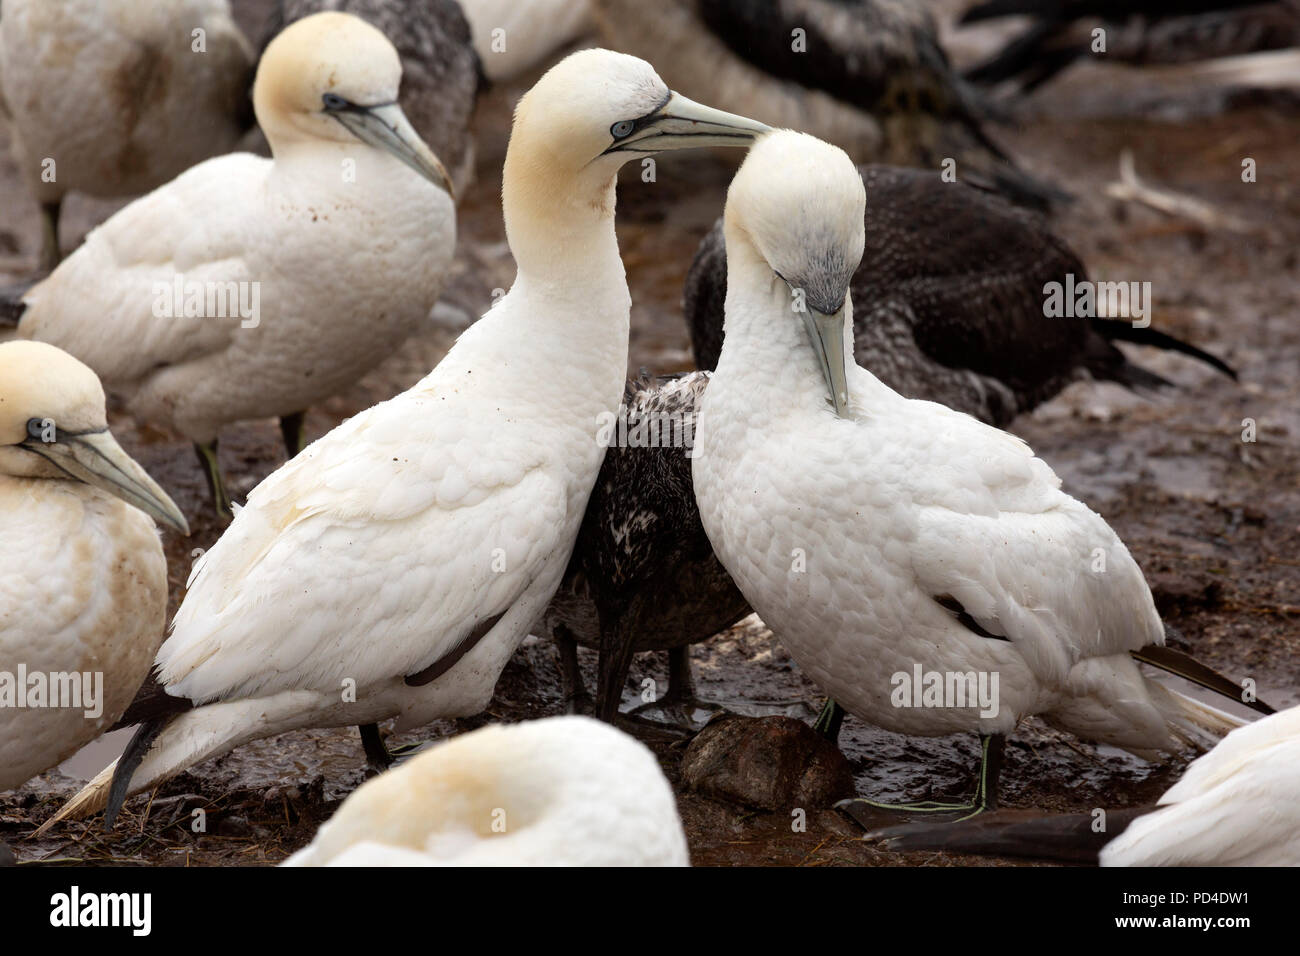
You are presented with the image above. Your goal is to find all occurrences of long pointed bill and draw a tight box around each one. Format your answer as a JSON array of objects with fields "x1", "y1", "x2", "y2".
[
  {"x1": 331, "y1": 102, "x2": 455, "y2": 199},
  {"x1": 605, "y1": 92, "x2": 771, "y2": 154},
  {"x1": 22, "y1": 429, "x2": 190, "y2": 534},
  {"x1": 801, "y1": 306, "x2": 850, "y2": 417}
]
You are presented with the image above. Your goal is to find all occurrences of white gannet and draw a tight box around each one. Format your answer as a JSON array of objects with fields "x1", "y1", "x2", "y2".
[
  {"x1": 685, "y1": 163, "x2": 1235, "y2": 427},
  {"x1": 10, "y1": 11, "x2": 457, "y2": 520},
  {"x1": 459, "y1": 0, "x2": 595, "y2": 82},
  {"x1": 268, "y1": 0, "x2": 482, "y2": 196},
  {"x1": 0, "y1": 341, "x2": 187, "y2": 794},
  {"x1": 0, "y1": 0, "x2": 255, "y2": 271},
  {"x1": 41, "y1": 48, "x2": 768, "y2": 830},
  {"x1": 282, "y1": 716, "x2": 690, "y2": 866},
  {"x1": 591, "y1": 0, "x2": 1062, "y2": 208},
  {"x1": 873, "y1": 704, "x2": 1300, "y2": 866},
  {"x1": 691, "y1": 130, "x2": 1273, "y2": 816}
]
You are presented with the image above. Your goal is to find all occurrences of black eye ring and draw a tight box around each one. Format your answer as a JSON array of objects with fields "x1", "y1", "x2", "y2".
[
  {"x1": 26, "y1": 417, "x2": 51, "y2": 441},
  {"x1": 322, "y1": 92, "x2": 349, "y2": 111},
  {"x1": 610, "y1": 120, "x2": 635, "y2": 139}
]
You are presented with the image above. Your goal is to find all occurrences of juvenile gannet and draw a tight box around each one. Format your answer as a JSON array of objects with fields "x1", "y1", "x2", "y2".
[
  {"x1": 282, "y1": 716, "x2": 690, "y2": 866},
  {"x1": 0, "y1": 341, "x2": 186, "y2": 794},
  {"x1": 42, "y1": 48, "x2": 768, "y2": 830},
  {"x1": 873, "y1": 704, "x2": 1300, "y2": 866},
  {"x1": 542, "y1": 372, "x2": 750, "y2": 726},
  {"x1": 268, "y1": 0, "x2": 481, "y2": 196},
  {"x1": 691, "y1": 130, "x2": 1272, "y2": 815},
  {"x1": 459, "y1": 0, "x2": 595, "y2": 82},
  {"x1": 10, "y1": 11, "x2": 456, "y2": 519},
  {"x1": 685, "y1": 164, "x2": 1235, "y2": 428},
  {"x1": 0, "y1": 0, "x2": 255, "y2": 271},
  {"x1": 592, "y1": 0, "x2": 1061, "y2": 208}
]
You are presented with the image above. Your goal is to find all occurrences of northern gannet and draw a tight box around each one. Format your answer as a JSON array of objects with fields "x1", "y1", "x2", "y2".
[
  {"x1": 9, "y1": 11, "x2": 456, "y2": 520},
  {"x1": 685, "y1": 164, "x2": 1235, "y2": 428},
  {"x1": 542, "y1": 372, "x2": 750, "y2": 726},
  {"x1": 691, "y1": 130, "x2": 1272, "y2": 816},
  {"x1": 0, "y1": 0, "x2": 255, "y2": 271},
  {"x1": 0, "y1": 341, "x2": 187, "y2": 794},
  {"x1": 42, "y1": 48, "x2": 768, "y2": 830},
  {"x1": 591, "y1": 0, "x2": 1062, "y2": 208},
  {"x1": 282, "y1": 716, "x2": 690, "y2": 866},
  {"x1": 459, "y1": 0, "x2": 595, "y2": 82},
  {"x1": 267, "y1": 0, "x2": 482, "y2": 196},
  {"x1": 872, "y1": 704, "x2": 1300, "y2": 865}
]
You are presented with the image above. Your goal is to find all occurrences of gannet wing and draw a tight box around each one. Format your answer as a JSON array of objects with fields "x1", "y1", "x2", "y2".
[
  {"x1": 17, "y1": 154, "x2": 267, "y2": 383},
  {"x1": 155, "y1": 387, "x2": 571, "y2": 703},
  {"x1": 880, "y1": 403, "x2": 1164, "y2": 684}
]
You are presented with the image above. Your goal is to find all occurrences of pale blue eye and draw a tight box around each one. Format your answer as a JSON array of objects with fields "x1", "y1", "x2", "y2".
[
  {"x1": 610, "y1": 120, "x2": 634, "y2": 139},
  {"x1": 322, "y1": 92, "x2": 348, "y2": 111}
]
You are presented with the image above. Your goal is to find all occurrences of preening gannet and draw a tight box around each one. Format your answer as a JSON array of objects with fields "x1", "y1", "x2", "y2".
[
  {"x1": 282, "y1": 716, "x2": 690, "y2": 866},
  {"x1": 0, "y1": 341, "x2": 186, "y2": 794},
  {"x1": 11, "y1": 11, "x2": 456, "y2": 520},
  {"x1": 691, "y1": 130, "x2": 1272, "y2": 816},
  {"x1": 42, "y1": 48, "x2": 768, "y2": 830},
  {"x1": 268, "y1": 0, "x2": 482, "y2": 196},
  {"x1": 0, "y1": 0, "x2": 255, "y2": 271},
  {"x1": 460, "y1": 0, "x2": 595, "y2": 82},
  {"x1": 542, "y1": 372, "x2": 750, "y2": 726},
  {"x1": 591, "y1": 0, "x2": 1061, "y2": 208},
  {"x1": 873, "y1": 704, "x2": 1300, "y2": 866},
  {"x1": 685, "y1": 164, "x2": 1235, "y2": 428}
]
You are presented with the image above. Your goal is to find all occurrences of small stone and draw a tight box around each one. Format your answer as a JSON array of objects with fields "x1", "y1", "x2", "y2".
[{"x1": 681, "y1": 714, "x2": 855, "y2": 810}]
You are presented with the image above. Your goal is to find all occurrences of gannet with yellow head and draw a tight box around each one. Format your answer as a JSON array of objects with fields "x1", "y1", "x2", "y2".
[
  {"x1": 283, "y1": 716, "x2": 690, "y2": 866},
  {"x1": 0, "y1": 0, "x2": 255, "y2": 271},
  {"x1": 14, "y1": 11, "x2": 455, "y2": 519},
  {"x1": 0, "y1": 341, "x2": 186, "y2": 794},
  {"x1": 42, "y1": 48, "x2": 768, "y2": 830},
  {"x1": 692, "y1": 130, "x2": 1271, "y2": 818}
]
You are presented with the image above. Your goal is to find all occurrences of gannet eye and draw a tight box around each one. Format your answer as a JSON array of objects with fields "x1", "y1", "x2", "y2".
[
  {"x1": 322, "y1": 92, "x2": 350, "y2": 111},
  {"x1": 610, "y1": 120, "x2": 635, "y2": 139},
  {"x1": 26, "y1": 418, "x2": 51, "y2": 441}
]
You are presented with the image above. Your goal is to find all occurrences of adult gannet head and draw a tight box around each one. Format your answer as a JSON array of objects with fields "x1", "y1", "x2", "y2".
[
  {"x1": 723, "y1": 131, "x2": 866, "y2": 416},
  {"x1": 255, "y1": 11, "x2": 454, "y2": 198},
  {"x1": 506, "y1": 49, "x2": 770, "y2": 212},
  {"x1": 0, "y1": 342, "x2": 189, "y2": 534},
  {"x1": 283, "y1": 716, "x2": 690, "y2": 866}
]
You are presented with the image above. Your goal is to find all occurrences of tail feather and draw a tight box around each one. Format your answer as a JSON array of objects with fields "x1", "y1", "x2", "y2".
[
  {"x1": 104, "y1": 718, "x2": 170, "y2": 828},
  {"x1": 1131, "y1": 644, "x2": 1274, "y2": 717},
  {"x1": 868, "y1": 807, "x2": 1149, "y2": 864},
  {"x1": 1095, "y1": 320, "x2": 1237, "y2": 380}
]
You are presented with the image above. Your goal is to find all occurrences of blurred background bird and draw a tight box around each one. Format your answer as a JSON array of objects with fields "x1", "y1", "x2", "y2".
[{"x1": 0, "y1": 0, "x2": 255, "y2": 273}]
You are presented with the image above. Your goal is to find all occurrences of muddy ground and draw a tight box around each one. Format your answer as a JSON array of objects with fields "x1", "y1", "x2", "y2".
[{"x1": 1, "y1": 4, "x2": 1297, "y2": 866}]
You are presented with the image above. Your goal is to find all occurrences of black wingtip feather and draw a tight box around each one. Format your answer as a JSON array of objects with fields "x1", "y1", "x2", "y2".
[
  {"x1": 1131, "y1": 644, "x2": 1275, "y2": 716},
  {"x1": 104, "y1": 718, "x2": 169, "y2": 829},
  {"x1": 1095, "y1": 320, "x2": 1238, "y2": 380}
]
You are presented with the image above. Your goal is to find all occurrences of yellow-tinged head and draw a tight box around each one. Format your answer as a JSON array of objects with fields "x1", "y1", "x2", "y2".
[
  {"x1": 0, "y1": 342, "x2": 189, "y2": 534},
  {"x1": 254, "y1": 11, "x2": 453, "y2": 197}
]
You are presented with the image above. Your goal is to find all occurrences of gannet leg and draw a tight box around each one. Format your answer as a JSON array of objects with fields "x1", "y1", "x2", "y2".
[
  {"x1": 626, "y1": 646, "x2": 726, "y2": 733},
  {"x1": 812, "y1": 698, "x2": 846, "y2": 745},
  {"x1": 837, "y1": 733, "x2": 1007, "y2": 824},
  {"x1": 193, "y1": 440, "x2": 233, "y2": 521},
  {"x1": 279, "y1": 411, "x2": 307, "y2": 458},
  {"x1": 38, "y1": 199, "x2": 61, "y2": 273},
  {"x1": 359, "y1": 723, "x2": 393, "y2": 774},
  {"x1": 595, "y1": 618, "x2": 638, "y2": 724},
  {"x1": 554, "y1": 626, "x2": 591, "y2": 716}
]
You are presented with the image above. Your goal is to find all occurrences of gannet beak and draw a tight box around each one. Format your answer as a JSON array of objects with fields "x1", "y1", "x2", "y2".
[
  {"x1": 21, "y1": 427, "x2": 190, "y2": 535},
  {"x1": 800, "y1": 304, "x2": 850, "y2": 417},
  {"x1": 328, "y1": 101, "x2": 455, "y2": 199},
  {"x1": 603, "y1": 92, "x2": 771, "y2": 154}
]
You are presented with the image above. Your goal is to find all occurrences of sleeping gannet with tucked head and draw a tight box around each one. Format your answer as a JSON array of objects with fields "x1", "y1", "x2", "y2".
[
  {"x1": 0, "y1": 0, "x2": 255, "y2": 271},
  {"x1": 11, "y1": 11, "x2": 455, "y2": 520},
  {"x1": 283, "y1": 716, "x2": 690, "y2": 866},
  {"x1": 692, "y1": 130, "x2": 1272, "y2": 816},
  {"x1": 873, "y1": 704, "x2": 1300, "y2": 865},
  {"x1": 0, "y1": 342, "x2": 186, "y2": 794},
  {"x1": 41, "y1": 48, "x2": 768, "y2": 831}
]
